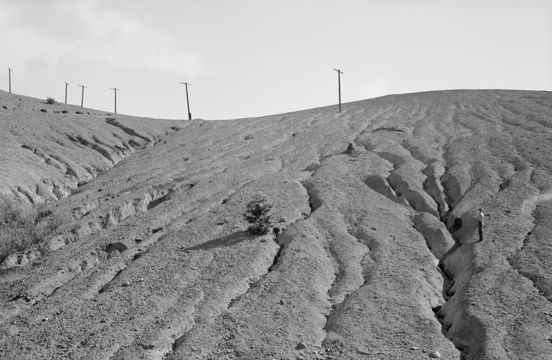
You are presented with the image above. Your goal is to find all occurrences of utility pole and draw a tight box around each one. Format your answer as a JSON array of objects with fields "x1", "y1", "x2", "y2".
[
  {"x1": 179, "y1": 82, "x2": 192, "y2": 120},
  {"x1": 110, "y1": 87, "x2": 119, "y2": 114},
  {"x1": 8, "y1": 68, "x2": 12, "y2": 93},
  {"x1": 64, "y1": 82, "x2": 69, "y2": 104},
  {"x1": 333, "y1": 68, "x2": 343, "y2": 112},
  {"x1": 78, "y1": 84, "x2": 87, "y2": 107}
]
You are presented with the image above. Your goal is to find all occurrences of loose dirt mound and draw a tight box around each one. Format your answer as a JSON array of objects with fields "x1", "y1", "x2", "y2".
[{"x1": 1, "y1": 89, "x2": 552, "y2": 359}]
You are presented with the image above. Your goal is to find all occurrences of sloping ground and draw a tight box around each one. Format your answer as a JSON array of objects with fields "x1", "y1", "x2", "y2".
[
  {"x1": 1, "y1": 90, "x2": 552, "y2": 359},
  {"x1": 0, "y1": 91, "x2": 186, "y2": 203}
]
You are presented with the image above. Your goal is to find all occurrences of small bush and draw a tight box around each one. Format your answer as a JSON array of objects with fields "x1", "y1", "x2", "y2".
[
  {"x1": 40, "y1": 109, "x2": 47, "y2": 113},
  {"x1": 244, "y1": 196, "x2": 273, "y2": 235},
  {"x1": 345, "y1": 143, "x2": 359, "y2": 155},
  {"x1": 45, "y1": 97, "x2": 56, "y2": 105},
  {"x1": 76, "y1": 111, "x2": 83, "y2": 114},
  {"x1": 0, "y1": 199, "x2": 63, "y2": 263},
  {"x1": 61, "y1": 110, "x2": 68, "y2": 114}
]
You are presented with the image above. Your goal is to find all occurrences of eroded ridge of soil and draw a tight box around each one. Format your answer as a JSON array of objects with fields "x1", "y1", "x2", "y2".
[
  {"x1": 1, "y1": 89, "x2": 552, "y2": 359},
  {"x1": 0, "y1": 92, "x2": 187, "y2": 204}
]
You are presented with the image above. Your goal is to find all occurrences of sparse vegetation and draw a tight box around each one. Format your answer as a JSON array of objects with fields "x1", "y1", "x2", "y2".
[
  {"x1": 76, "y1": 111, "x2": 83, "y2": 114},
  {"x1": 45, "y1": 97, "x2": 57, "y2": 105},
  {"x1": 244, "y1": 196, "x2": 273, "y2": 235},
  {"x1": 61, "y1": 110, "x2": 68, "y2": 114},
  {"x1": 345, "y1": 142, "x2": 359, "y2": 155},
  {"x1": 40, "y1": 109, "x2": 47, "y2": 113},
  {"x1": 0, "y1": 199, "x2": 63, "y2": 263}
]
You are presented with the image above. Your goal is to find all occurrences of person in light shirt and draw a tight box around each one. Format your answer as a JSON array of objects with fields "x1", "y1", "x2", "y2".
[{"x1": 477, "y1": 208, "x2": 485, "y2": 242}]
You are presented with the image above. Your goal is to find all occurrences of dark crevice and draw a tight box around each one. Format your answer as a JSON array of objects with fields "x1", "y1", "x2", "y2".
[
  {"x1": 105, "y1": 117, "x2": 152, "y2": 143},
  {"x1": 7, "y1": 293, "x2": 32, "y2": 303},
  {"x1": 151, "y1": 227, "x2": 163, "y2": 234},
  {"x1": 16, "y1": 186, "x2": 35, "y2": 204},
  {"x1": 48, "y1": 284, "x2": 65, "y2": 298},
  {"x1": 132, "y1": 251, "x2": 146, "y2": 261},
  {"x1": 98, "y1": 269, "x2": 124, "y2": 294},
  {"x1": 450, "y1": 217, "x2": 463, "y2": 234},
  {"x1": 92, "y1": 135, "x2": 123, "y2": 157},
  {"x1": 128, "y1": 139, "x2": 145, "y2": 149},
  {"x1": 66, "y1": 134, "x2": 117, "y2": 165},
  {"x1": 170, "y1": 326, "x2": 195, "y2": 355},
  {"x1": 228, "y1": 276, "x2": 264, "y2": 309},
  {"x1": 268, "y1": 235, "x2": 284, "y2": 272},
  {"x1": 146, "y1": 192, "x2": 172, "y2": 210},
  {"x1": 432, "y1": 205, "x2": 471, "y2": 357},
  {"x1": 392, "y1": 150, "x2": 468, "y2": 358},
  {"x1": 300, "y1": 181, "x2": 322, "y2": 214}
]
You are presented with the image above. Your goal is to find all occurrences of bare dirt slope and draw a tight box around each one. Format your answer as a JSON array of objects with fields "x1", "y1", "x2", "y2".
[
  {"x1": 1, "y1": 89, "x2": 552, "y2": 359},
  {"x1": 0, "y1": 91, "x2": 185, "y2": 203}
]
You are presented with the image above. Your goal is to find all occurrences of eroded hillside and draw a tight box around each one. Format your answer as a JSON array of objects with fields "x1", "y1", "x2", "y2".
[
  {"x1": 1, "y1": 90, "x2": 552, "y2": 359},
  {"x1": 0, "y1": 92, "x2": 185, "y2": 204}
]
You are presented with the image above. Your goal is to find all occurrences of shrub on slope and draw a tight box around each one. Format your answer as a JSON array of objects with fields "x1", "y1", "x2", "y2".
[
  {"x1": 244, "y1": 196, "x2": 273, "y2": 235},
  {"x1": 0, "y1": 199, "x2": 63, "y2": 262}
]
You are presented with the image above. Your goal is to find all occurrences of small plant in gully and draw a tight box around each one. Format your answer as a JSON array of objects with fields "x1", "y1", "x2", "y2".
[{"x1": 244, "y1": 196, "x2": 273, "y2": 235}]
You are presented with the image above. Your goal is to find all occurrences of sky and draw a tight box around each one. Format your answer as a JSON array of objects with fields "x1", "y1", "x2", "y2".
[{"x1": 1, "y1": 0, "x2": 551, "y2": 120}]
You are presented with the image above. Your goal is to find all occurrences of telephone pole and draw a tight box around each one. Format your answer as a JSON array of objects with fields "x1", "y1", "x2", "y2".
[
  {"x1": 78, "y1": 84, "x2": 87, "y2": 107},
  {"x1": 179, "y1": 82, "x2": 192, "y2": 120},
  {"x1": 333, "y1": 68, "x2": 343, "y2": 112},
  {"x1": 64, "y1": 82, "x2": 69, "y2": 104},
  {"x1": 8, "y1": 68, "x2": 12, "y2": 93},
  {"x1": 110, "y1": 87, "x2": 119, "y2": 114}
]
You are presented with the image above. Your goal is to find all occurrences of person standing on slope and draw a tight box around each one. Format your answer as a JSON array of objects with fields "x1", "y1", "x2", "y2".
[{"x1": 477, "y1": 208, "x2": 485, "y2": 242}]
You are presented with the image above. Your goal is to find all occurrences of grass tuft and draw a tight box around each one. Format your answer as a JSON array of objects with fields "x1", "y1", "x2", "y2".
[{"x1": 0, "y1": 199, "x2": 64, "y2": 263}]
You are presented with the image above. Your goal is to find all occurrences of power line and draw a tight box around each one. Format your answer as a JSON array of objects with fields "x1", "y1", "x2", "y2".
[
  {"x1": 78, "y1": 84, "x2": 87, "y2": 107},
  {"x1": 110, "y1": 87, "x2": 119, "y2": 114},
  {"x1": 179, "y1": 82, "x2": 192, "y2": 120},
  {"x1": 333, "y1": 68, "x2": 343, "y2": 112}
]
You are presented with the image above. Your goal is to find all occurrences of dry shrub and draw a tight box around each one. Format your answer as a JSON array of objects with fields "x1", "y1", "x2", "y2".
[
  {"x1": 0, "y1": 198, "x2": 63, "y2": 262},
  {"x1": 244, "y1": 196, "x2": 273, "y2": 235},
  {"x1": 45, "y1": 97, "x2": 57, "y2": 105}
]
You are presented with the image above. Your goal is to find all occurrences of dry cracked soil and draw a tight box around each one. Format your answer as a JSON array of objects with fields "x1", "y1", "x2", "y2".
[{"x1": 1, "y1": 89, "x2": 552, "y2": 359}]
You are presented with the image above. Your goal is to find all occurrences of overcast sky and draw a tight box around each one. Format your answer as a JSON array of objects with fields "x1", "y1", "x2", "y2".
[{"x1": 1, "y1": 0, "x2": 551, "y2": 120}]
